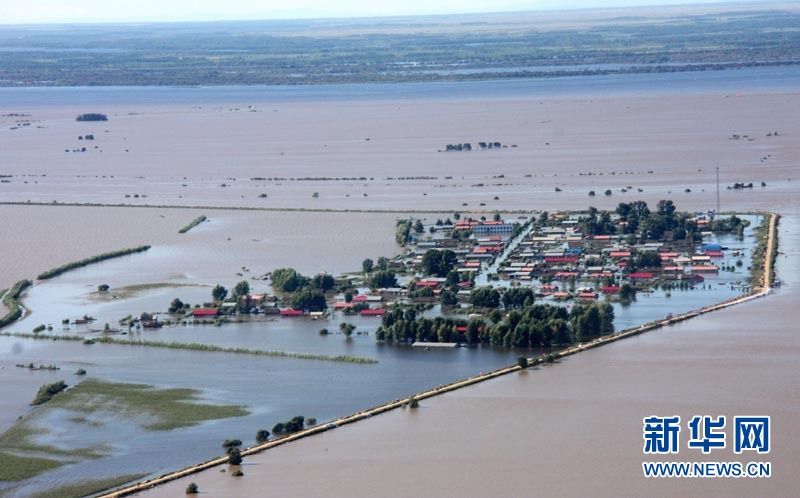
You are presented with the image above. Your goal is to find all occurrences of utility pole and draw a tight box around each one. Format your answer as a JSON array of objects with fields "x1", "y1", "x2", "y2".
[{"x1": 716, "y1": 166, "x2": 720, "y2": 214}]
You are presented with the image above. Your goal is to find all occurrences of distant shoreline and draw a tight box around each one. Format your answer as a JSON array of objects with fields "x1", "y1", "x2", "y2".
[
  {"x1": 2, "y1": 66, "x2": 799, "y2": 108},
  {"x1": 1, "y1": 61, "x2": 797, "y2": 89}
]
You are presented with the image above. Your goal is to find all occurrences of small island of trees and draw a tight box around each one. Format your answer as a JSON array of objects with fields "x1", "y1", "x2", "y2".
[{"x1": 75, "y1": 113, "x2": 108, "y2": 122}]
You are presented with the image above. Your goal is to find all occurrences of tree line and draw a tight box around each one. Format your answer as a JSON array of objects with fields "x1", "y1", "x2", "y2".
[{"x1": 375, "y1": 301, "x2": 614, "y2": 347}]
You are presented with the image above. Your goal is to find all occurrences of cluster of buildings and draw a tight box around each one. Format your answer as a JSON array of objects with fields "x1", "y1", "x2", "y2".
[
  {"x1": 407, "y1": 218, "x2": 520, "y2": 278},
  {"x1": 495, "y1": 213, "x2": 726, "y2": 301}
]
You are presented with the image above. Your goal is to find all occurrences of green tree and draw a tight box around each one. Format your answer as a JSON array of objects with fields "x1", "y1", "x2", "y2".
[
  {"x1": 291, "y1": 289, "x2": 327, "y2": 311},
  {"x1": 634, "y1": 251, "x2": 662, "y2": 268},
  {"x1": 255, "y1": 430, "x2": 270, "y2": 443},
  {"x1": 227, "y1": 448, "x2": 243, "y2": 465},
  {"x1": 369, "y1": 270, "x2": 397, "y2": 289},
  {"x1": 470, "y1": 287, "x2": 500, "y2": 308},
  {"x1": 311, "y1": 273, "x2": 335, "y2": 292},
  {"x1": 168, "y1": 298, "x2": 184, "y2": 313},
  {"x1": 440, "y1": 289, "x2": 458, "y2": 306},
  {"x1": 212, "y1": 284, "x2": 227, "y2": 301},
  {"x1": 466, "y1": 320, "x2": 481, "y2": 344},
  {"x1": 339, "y1": 322, "x2": 356, "y2": 337},
  {"x1": 395, "y1": 220, "x2": 411, "y2": 245},
  {"x1": 233, "y1": 280, "x2": 250, "y2": 297},
  {"x1": 421, "y1": 249, "x2": 458, "y2": 277},
  {"x1": 272, "y1": 268, "x2": 309, "y2": 292},
  {"x1": 362, "y1": 258, "x2": 374, "y2": 273},
  {"x1": 619, "y1": 284, "x2": 637, "y2": 304},
  {"x1": 414, "y1": 219, "x2": 424, "y2": 233},
  {"x1": 502, "y1": 288, "x2": 535, "y2": 309}
]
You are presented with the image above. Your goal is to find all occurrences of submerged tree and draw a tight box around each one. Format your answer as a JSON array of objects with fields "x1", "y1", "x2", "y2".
[{"x1": 212, "y1": 284, "x2": 228, "y2": 301}]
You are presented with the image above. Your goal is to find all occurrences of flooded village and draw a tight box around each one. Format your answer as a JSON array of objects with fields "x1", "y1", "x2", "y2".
[{"x1": 0, "y1": 4, "x2": 798, "y2": 496}]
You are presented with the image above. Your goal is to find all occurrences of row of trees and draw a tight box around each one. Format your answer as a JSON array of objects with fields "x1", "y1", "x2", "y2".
[
  {"x1": 578, "y1": 200, "x2": 699, "y2": 242},
  {"x1": 470, "y1": 285, "x2": 537, "y2": 309},
  {"x1": 361, "y1": 256, "x2": 392, "y2": 274},
  {"x1": 421, "y1": 249, "x2": 458, "y2": 277},
  {"x1": 211, "y1": 280, "x2": 251, "y2": 302},
  {"x1": 375, "y1": 302, "x2": 614, "y2": 347},
  {"x1": 203, "y1": 269, "x2": 337, "y2": 313}
]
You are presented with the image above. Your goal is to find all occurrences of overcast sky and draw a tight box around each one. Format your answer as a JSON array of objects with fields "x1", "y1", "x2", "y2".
[{"x1": 0, "y1": 0, "x2": 759, "y2": 24}]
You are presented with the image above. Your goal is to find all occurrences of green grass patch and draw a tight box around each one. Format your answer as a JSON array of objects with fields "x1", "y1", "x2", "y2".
[
  {"x1": 36, "y1": 246, "x2": 151, "y2": 280},
  {"x1": 0, "y1": 451, "x2": 63, "y2": 481},
  {"x1": 178, "y1": 215, "x2": 207, "y2": 233},
  {"x1": 28, "y1": 473, "x2": 147, "y2": 498},
  {"x1": 48, "y1": 379, "x2": 249, "y2": 431},
  {"x1": 0, "y1": 422, "x2": 107, "y2": 460}
]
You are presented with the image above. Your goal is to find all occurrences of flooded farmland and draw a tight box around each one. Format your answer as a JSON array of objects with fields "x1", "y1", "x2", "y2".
[{"x1": 1, "y1": 66, "x2": 798, "y2": 497}]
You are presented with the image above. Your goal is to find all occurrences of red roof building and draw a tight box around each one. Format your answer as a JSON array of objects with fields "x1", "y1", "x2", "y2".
[
  {"x1": 192, "y1": 308, "x2": 219, "y2": 317},
  {"x1": 544, "y1": 255, "x2": 579, "y2": 263},
  {"x1": 280, "y1": 309, "x2": 304, "y2": 316},
  {"x1": 554, "y1": 271, "x2": 580, "y2": 278},
  {"x1": 360, "y1": 308, "x2": 386, "y2": 316},
  {"x1": 628, "y1": 272, "x2": 655, "y2": 279},
  {"x1": 690, "y1": 265, "x2": 720, "y2": 272},
  {"x1": 601, "y1": 286, "x2": 621, "y2": 294}
]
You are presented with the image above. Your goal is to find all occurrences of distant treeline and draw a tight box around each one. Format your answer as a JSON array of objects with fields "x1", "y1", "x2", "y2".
[
  {"x1": 0, "y1": 10, "x2": 798, "y2": 87},
  {"x1": 37, "y1": 245, "x2": 151, "y2": 280}
]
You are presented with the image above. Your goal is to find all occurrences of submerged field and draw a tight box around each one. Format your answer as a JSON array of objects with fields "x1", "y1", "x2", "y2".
[
  {"x1": 0, "y1": 61, "x2": 798, "y2": 497},
  {"x1": 0, "y1": 379, "x2": 247, "y2": 483}
]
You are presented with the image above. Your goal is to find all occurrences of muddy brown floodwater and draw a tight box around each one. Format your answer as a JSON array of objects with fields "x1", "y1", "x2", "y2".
[{"x1": 1, "y1": 69, "x2": 798, "y2": 497}]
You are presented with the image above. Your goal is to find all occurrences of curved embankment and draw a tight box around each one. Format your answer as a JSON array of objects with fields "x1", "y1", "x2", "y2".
[
  {"x1": 99, "y1": 215, "x2": 779, "y2": 498},
  {"x1": 0, "y1": 280, "x2": 32, "y2": 328},
  {"x1": 0, "y1": 246, "x2": 152, "y2": 330}
]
